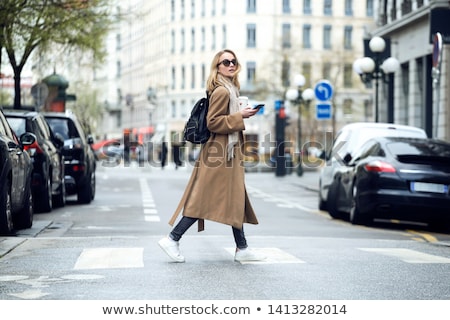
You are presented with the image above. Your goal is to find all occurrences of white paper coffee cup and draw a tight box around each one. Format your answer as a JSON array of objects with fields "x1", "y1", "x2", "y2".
[{"x1": 239, "y1": 96, "x2": 249, "y2": 109}]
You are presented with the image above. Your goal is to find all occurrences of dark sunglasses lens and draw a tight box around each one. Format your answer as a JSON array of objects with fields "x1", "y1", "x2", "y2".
[{"x1": 221, "y1": 59, "x2": 237, "y2": 67}]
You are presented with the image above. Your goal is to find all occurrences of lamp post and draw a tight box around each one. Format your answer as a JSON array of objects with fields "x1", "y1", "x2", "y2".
[
  {"x1": 285, "y1": 74, "x2": 314, "y2": 176},
  {"x1": 353, "y1": 36, "x2": 399, "y2": 122}
]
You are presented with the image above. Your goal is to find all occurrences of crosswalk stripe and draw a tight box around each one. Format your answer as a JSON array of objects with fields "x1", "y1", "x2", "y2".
[
  {"x1": 74, "y1": 248, "x2": 144, "y2": 270},
  {"x1": 225, "y1": 247, "x2": 305, "y2": 264},
  {"x1": 358, "y1": 248, "x2": 450, "y2": 263}
]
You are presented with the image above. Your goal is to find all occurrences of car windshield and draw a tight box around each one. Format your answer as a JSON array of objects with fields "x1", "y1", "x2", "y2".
[
  {"x1": 6, "y1": 117, "x2": 26, "y2": 137},
  {"x1": 46, "y1": 118, "x2": 79, "y2": 140}
]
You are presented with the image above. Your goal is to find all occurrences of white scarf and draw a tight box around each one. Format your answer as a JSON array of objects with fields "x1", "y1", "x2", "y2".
[{"x1": 218, "y1": 75, "x2": 240, "y2": 161}]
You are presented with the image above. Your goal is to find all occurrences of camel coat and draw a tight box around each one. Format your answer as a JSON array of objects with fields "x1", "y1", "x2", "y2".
[{"x1": 169, "y1": 86, "x2": 259, "y2": 231}]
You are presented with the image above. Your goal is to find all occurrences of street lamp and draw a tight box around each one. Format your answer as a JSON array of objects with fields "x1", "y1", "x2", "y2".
[
  {"x1": 285, "y1": 74, "x2": 314, "y2": 176},
  {"x1": 353, "y1": 36, "x2": 399, "y2": 122}
]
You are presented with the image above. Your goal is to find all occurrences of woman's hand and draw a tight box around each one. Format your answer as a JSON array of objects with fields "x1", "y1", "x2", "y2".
[{"x1": 240, "y1": 106, "x2": 259, "y2": 119}]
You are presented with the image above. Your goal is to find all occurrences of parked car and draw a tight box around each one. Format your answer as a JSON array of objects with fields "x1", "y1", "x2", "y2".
[
  {"x1": 0, "y1": 109, "x2": 36, "y2": 235},
  {"x1": 44, "y1": 112, "x2": 96, "y2": 204},
  {"x1": 318, "y1": 122, "x2": 428, "y2": 218},
  {"x1": 326, "y1": 136, "x2": 450, "y2": 228},
  {"x1": 4, "y1": 108, "x2": 66, "y2": 212}
]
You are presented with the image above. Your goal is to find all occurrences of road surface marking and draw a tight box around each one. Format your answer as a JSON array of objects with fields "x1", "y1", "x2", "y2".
[
  {"x1": 225, "y1": 247, "x2": 305, "y2": 264},
  {"x1": 359, "y1": 248, "x2": 450, "y2": 263},
  {"x1": 140, "y1": 178, "x2": 160, "y2": 222},
  {"x1": 74, "y1": 248, "x2": 144, "y2": 269}
]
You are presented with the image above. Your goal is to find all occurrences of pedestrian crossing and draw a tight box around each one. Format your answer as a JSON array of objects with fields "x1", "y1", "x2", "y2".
[
  {"x1": 140, "y1": 178, "x2": 160, "y2": 222},
  {"x1": 71, "y1": 246, "x2": 450, "y2": 269}
]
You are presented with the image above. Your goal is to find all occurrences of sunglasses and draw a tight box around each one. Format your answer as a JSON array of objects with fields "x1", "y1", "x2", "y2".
[{"x1": 217, "y1": 59, "x2": 238, "y2": 67}]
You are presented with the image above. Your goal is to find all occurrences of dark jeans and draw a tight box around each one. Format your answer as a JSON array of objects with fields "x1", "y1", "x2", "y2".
[{"x1": 169, "y1": 216, "x2": 248, "y2": 250}]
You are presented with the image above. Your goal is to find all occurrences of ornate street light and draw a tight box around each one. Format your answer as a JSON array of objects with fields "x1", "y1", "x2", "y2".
[
  {"x1": 285, "y1": 75, "x2": 314, "y2": 176},
  {"x1": 353, "y1": 36, "x2": 400, "y2": 122}
]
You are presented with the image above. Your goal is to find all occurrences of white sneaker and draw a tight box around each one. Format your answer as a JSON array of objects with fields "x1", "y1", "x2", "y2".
[
  {"x1": 234, "y1": 248, "x2": 266, "y2": 262},
  {"x1": 158, "y1": 236, "x2": 185, "y2": 263}
]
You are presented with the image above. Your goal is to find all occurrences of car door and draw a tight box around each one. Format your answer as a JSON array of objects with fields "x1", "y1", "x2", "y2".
[
  {"x1": 0, "y1": 113, "x2": 25, "y2": 206},
  {"x1": 36, "y1": 116, "x2": 62, "y2": 189}
]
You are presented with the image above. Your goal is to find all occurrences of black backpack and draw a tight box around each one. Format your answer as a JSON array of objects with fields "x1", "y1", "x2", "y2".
[{"x1": 183, "y1": 91, "x2": 210, "y2": 144}]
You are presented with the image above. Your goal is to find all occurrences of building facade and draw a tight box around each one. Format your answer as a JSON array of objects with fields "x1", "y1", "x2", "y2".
[
  {"x1": 371, "y1": 0, "x2": 449, "y2": 139},
  {"x1": 102, "y1": 0, "x2": 377, "y2": 162}
]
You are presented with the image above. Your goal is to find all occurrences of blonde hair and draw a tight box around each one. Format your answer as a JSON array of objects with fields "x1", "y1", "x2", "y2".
[{"x1": 206, "y1": 49, "x2": 241, "y2": 93}]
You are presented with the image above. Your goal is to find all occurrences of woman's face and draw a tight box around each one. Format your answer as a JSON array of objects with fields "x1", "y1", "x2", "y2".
[{"x1": 217, "y1": 52, "x2": 238, "y2": 78}]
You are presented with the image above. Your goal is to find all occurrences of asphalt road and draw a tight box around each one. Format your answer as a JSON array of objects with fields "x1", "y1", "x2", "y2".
[{"x1": 0, "y1": 161, "x2": 449, "y2": 301}]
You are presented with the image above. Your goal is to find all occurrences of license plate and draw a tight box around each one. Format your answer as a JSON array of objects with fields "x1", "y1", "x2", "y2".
[{"x1": 411, "y1": 182, "x2": 449, "y2": 194}]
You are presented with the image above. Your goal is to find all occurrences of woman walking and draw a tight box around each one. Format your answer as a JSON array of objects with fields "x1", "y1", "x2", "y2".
[{"x1": 158, "y1": 49, "x2": 264, "y2": 263}]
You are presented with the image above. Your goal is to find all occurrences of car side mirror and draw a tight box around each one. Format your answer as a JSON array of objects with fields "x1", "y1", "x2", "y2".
[
  {"x1": 20, "y1": 132, "x2": 37, "y2": 146},
  {"x1": 342, "y1": 153, "x2": 352, "y2": 165},
  {"x1": 87, "y1": 135, "x2": 94, "y2": 145}
]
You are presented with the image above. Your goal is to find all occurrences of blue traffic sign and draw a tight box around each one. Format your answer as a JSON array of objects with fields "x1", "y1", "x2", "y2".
[
  {"x1": 316, "y1": 103, "x2": 332, "y2": 120},
  {"x1": 314, "y1": 80, "x2": 334, "y2": 101}
]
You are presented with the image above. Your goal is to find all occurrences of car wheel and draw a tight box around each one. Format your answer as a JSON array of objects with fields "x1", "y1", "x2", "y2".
[
  {"x1": 326, "y1": 181, "x2": 344, "y2": 219},
  {"x1": 349, "y1": 184, "x2": 369, "y2": 225},
  {"x1": 14, "y1": 180, "x2": 34, "y2": 229},
  {"x1": 37, "y1": 177, "x2": 52, "y2": 213},
  {"x1": 53, "y1": 180, "x2": 66, "y2": 208},
  {"x1": 0, "y1": 181, "x2": 14, "y2": 235},
  {"x1": 78, "y1": 172, "x2": 95, "y2": 204},
  {"x1": 318, "y1": 180, "x2": 327, "y2": 210}
]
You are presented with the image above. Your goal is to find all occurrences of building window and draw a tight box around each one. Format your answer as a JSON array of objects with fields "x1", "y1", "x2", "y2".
[
  {"x1": 247, "y1": 61, "x2": 256, "y2": 84},
  {"x1": 343, "y1": 63, "x2": 353, "y2": 88},
  {"x1": 324, "y1": 0, "x2": 332, "y2": 15},
  {"x1": 180, "y1": 0, "x2": 185, "y2": 19},
  {"x1": 247, "y1": 24, "x2": 256, "y2": 48},
  {"x1": 323, "y1": 25, "x2": 332, "y2": 49},
  {"x1": 283, "y1": 0, "x2": 291, "y2": 13},
  {"x1": 201, "y1": 27, "x2": 205, "y2": 51},
  {"x1": 322, "y1": 62, "x2": 331, "y2": 80},
  {"x1": 281, "y1": 59, "x2": 290, "y2": 87},
  {"x1": 171, "y1": 100, "x2": 176, "y2": 118},
  {"x1": 344, "y1": 26, "x2": 352, "y2": 50},
  {"x1": 171, "y1": 30, "x2": 175, "y2": 53},
  {"x1": 345, "y1": 0, "x2": 353, "y2": 16},
  {"x1": 171, "y1": 67, "x2": 176, "y2": 90},
  {"x1": 201, "y1": 0, "x2": 205, "y2": 17},
  {"x1": 191, "y1": 0, "x2": 195, "y2": 18},
  {"x1": 212, "y1": 0, "x2": 216, "y2": 16},
  {"x1": 171, "y1": 0, "x2": 175, "y2": 21},
  {"x1": 191, "y1": 28, "x2": 195, "y2": 51},
  {"x1": 303, "y1": 0, "x2": 312, "y2": 15},
  {"x1": 366, "y1": 0, "x2": 373, "y2": 16},
  {"x1": 343, "y1": 99, "x2": 352, "y2": 115},
  {"x1": 191, "y1": 64, "x2": 195, "y2": 89},
  {"x1": 222, "y1": 0, "x2": 226, "y2": 14},
  {"x1": 181, "y1": 65, "x2": 185, "y2": 89},
  {"x1": 222, "y1": 25, "x2": 227, "y2": 48},
  {"x1": 211, "y1": 25, "x2": 216, "y2": 50},
  {"x1": 180, "y1": 29, "x2": 185, "y2": 53},
  {"x1": 303, "y1": 24, "x2": 311, "y2": 48},
  {"x1": 302, "y1": 62, "x2": 312, "y2": 87},
  {"x1": 282, "y1": 24, "x2": 291, "y2": 48},
  {"x1": 201, "y1": 64, "x2": 206, "y2": 87},
  {"x1": 247, "y1": 0, "x2": 256, "y2": 13}
]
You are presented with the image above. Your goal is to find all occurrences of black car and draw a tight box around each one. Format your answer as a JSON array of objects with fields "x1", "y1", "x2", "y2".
[
  {"x1": 327, "y1": 136, "x2": 450, "y2": 228},
  {"x1": 4, "y1": 109, "x2": 66, "y2": 212},
  {"x1": 0, "y1": 109, "x2": 36, "y2": 235},
  {"x1": 44, "y1": 112, "x2": 96, "y2": 204}
]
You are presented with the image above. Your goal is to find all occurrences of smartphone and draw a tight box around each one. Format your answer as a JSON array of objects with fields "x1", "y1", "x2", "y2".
[{"x1": 252, "y1": 104, "x2": 265, "y2": 110}]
